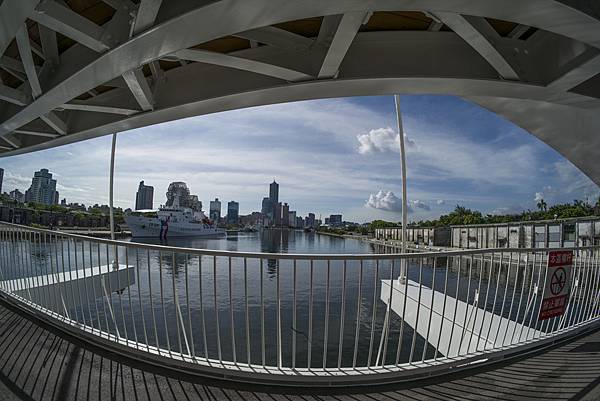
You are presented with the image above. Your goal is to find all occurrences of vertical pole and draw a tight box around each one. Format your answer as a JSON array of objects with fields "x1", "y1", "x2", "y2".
[
  {"x1": 109, "y1": 133, "x2": 117, "y2": 241},
  {"x1": 395, "y1": 95, "x2": 408, "y2": 278}
]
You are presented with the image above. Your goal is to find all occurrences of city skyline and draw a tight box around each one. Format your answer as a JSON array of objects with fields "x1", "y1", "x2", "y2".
[{"x1": 1, "y1": 95, "x2": 599, "y2": 223}]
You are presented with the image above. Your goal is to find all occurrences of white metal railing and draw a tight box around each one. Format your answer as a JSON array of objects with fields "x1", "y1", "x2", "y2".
[{"x1": 0, "y1": 222, "x2": 599, "y2": 385}]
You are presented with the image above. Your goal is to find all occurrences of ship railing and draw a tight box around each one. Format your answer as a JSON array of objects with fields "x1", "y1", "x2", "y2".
[{"x1": 0, "y1": 221, "x2": 599, "y2": 387}]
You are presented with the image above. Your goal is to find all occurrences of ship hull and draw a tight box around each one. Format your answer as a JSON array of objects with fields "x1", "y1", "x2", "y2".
[{"x1": 124, "y1": 215, "x2": 225, "y2": 238}]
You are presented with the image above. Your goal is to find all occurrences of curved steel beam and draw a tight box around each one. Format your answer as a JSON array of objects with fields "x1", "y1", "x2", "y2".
[{"x1": 1, "y1": 0, "x2": 599, "y2": 138}]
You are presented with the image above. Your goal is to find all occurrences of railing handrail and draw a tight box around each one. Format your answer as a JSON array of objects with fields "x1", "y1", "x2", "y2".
[{"x1": 1, "y1": 221, "x2": 599, "y2": 260}]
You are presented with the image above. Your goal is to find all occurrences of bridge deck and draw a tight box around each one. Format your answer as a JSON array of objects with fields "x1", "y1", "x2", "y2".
[{"x1": 0, "y1": 299, "x2": 599, "y2": 401}]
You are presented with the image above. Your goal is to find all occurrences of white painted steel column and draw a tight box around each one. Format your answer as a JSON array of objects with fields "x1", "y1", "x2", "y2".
[
  {"x1": 395, "y1": 95, "x2": 408, "y2": 274},
  {"x1": 109, "y1": 133, "x2": 117, "y2": 240}
]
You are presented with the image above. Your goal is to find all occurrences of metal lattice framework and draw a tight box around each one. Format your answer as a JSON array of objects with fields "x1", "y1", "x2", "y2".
[{"x1": 1, "y1": 1, "x2": 599, "y2": 183}]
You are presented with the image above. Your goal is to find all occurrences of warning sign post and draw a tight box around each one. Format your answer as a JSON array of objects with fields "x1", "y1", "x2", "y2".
[{"x1": 539, "y1": 250, "x2": 572, "y2": 320}]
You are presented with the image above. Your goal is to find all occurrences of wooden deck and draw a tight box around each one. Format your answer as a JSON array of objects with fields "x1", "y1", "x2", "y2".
[{"x1": 0, "y1": 299, "x2": 599, "y2": 400}]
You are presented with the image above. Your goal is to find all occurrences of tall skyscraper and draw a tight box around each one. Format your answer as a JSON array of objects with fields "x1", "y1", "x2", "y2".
[
  {"x1": 165, "y1": 182, "x2": 202, "y2": 211},
  {"x1": 227, "y1": 201, "x2": 239, "y2": 225},
  {"x1": 209, "y1": 198, "x2": 221, "y2": 222},
  {"x1": 288, "y1": 210, "x2": 297, "y2": 228},
  {"x1": 0, "y1": 167, "x2": 3, "y2": 194},
  {"x1": 24, "y1": 169, "x2": 59, "y2": 205},
  {"x1": 281, "y1": 203, "x2": 290, "y2": 227},
  {"x1": 261, "y1": 197, "x2": 273, "y2": 226},
  {"x1": 135, "y1": 180, "x2": 154, "y2": 210},
  {"x1": 306, "y1": 213, "x2": 316, "y2": 228},
  {"x1": 269, "y1": 180, "x2": 279, "y2": 204}
]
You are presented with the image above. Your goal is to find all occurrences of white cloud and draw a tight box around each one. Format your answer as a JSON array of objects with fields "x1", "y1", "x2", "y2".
[
  {"x1": 365, "y1": 190, "x2": 407, "y2": 212},
  {"x1": 356, "y1": 127, "x2": 415, "y2": 154},
  {"x1": 436, "y1": 199, "x2": 445, "y2": 205},
  {"x1": 411, "y1": 199, "x2": 431, "y2": 211}
]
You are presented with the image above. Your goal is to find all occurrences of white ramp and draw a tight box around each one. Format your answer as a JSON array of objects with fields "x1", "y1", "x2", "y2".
[
  {"x1": 0, "y1": 264, "x2": 135, "y2": 311},
  {"x1": 381, "y1": 279, "x2": 541, "y2": 357}
]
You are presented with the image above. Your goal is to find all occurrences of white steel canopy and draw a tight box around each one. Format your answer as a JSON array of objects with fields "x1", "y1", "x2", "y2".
[{"x1": 0, "y1": 1, "x2": 599, "y2": 183}]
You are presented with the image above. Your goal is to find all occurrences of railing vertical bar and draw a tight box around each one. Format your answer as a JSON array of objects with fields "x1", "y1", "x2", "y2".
[
  {"x1": 409, "y1": 258, "x2": 424, "y2": 363},
  {"x1": 276, "y1": 258, "x2": 282, "y2": 369},
  {"x1": 502, "y1": 252, "x2": 521, "y2": 346},
  {"x1": 584, "y1": 251, "x2": 600, "y2": 322},
  {"x1": 80, "y1": 239, "x2": 94, "y2": 330},
  {"x1": 494, "y1": 252, "x2": 512, "y2": 347},
  {"x1": 159, "y1": 251, "x2": 172, "y2": 356},
  {"x1": 73, "y1": 237, "x2": 86, "y2": 326},
  {"x1": 307, "y1": 259, "x2": 314, "y2": 369},
  {"x1": 367, "y1": 259, "x2": 379, "y2": 368},
  {"x1": 510, "y1": 252, "x2": 529, "y2": 344},
  {"x1": 244, "y1": 258, "x2": 251, "y2": 366},
  {"x1": 115, "y1": 244, "x2": 129, "y2": 341},
  {"x1": 99, "y1": 243, "x2": 109, "y2": 336},
  {"x1": 395, "y1": 257, "x2": 410, "y2": 365},
  {"x1": 125, "y1": 247, "x2": 138, "y2": 348},
  {"x1": 136, "y1": 248, "x2": 149, "y2": 352},
  {"x1": 260, "y1": 258, "x2": 265, "y2": 367},
  {"x1": 575, "y1": 251, "x2": 593, "y2": 326},
  {"x1": 198, "y1": 255, "x2": 208, "y2": 359},
  {"x1": 147, "y1": 249, "x2": 160, "y2": 353},
  {"x1": 173, "y1": 253, "x2": 190, "y2": 358},
  {"x1": 34, "y1": 232, "x2": 43, "y2": 304},
  {"x1": 337, "y1": 260, "x2": 347, "y2": 369},
  {"x1": 381, "y1": 259, "x2": 395, "y2": 366},
  {"x1": 582, "y1": 251, "x2": 596, "y2": 324},
  {"x1": 564, "y1": 251, "x2": 584, "y2": 330},
  {"x1": 587, "y1": 251, "x2": 600, "y2": 321},
  {"x1": 520, "y1": 251, "x2": 542, "y2": 342},
  {"x1": 458, "y1": 255, "x2": 473, "y2": 356},
  {"x1": 185, "y1": 254, "x2": 194, "y2": 359},
  {"x1": 516, "y1": 252, "x2": 537, "y2": 343},
  {"x1": 476, "y1": 252, "x2": 494, "y2": 352},
  {"x1": 435, "y1": 256, "x2": 451, "y2": 360},
  {"x1": 292, "y1": 259, "x2": 297, "y2": 369},
  {"x1": 229, "y1": 256, "x2": 237, "y2": 364},
  {"x1": 467, "y1": 252, "x2": 486, "y2": 353},
  {"x1": 323, "y1": 260, "x2": 331, "y2": 369},
  {"x1": 65, "y1": 238, "x2": 80, "y2": 323},
  {"x1": 26, "y1": 231, "x2": 38, "y2": 304},
  {"x1": 577, "y1": 251, "x2": 592, "y2": 325},
  {"x1": 353, "y1": 259, "x2": 363, "y2": 369},
  {"x1": 422, "y1": 257, "x2": 437, "y2": 361},
  {"x1": 213, "y1": 255, "x2": 222, "y2": 363}
]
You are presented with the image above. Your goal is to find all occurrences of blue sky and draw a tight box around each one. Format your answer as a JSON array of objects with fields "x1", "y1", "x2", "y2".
[{"x1": 1, "y1": 95, "x2": 598, "y2": 223}]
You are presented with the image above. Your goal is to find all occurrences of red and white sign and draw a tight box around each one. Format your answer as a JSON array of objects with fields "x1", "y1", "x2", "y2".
[{"x1": 539, "y1": 250, "x2": 572, "y2": 320}]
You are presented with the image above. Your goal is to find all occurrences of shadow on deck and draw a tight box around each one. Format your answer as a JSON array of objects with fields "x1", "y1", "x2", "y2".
[{"x1": 0, "y1": 299, "x2": 599, "y2": 401}]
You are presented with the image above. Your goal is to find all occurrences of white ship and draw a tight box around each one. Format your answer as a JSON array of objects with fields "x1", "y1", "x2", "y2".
[{"x1": 125, "y1": 194, "x2": 225, "y2": 238}]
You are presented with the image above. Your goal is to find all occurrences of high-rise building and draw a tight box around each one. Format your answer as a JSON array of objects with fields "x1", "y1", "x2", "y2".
[
  {"x1": 296, "y1": 216, "x2": 304, "y2": 228},
  {"x1": 328, "y1": 214, "x2": 343, "y2": 227},
  {"x1": 281, "y1": 203, "x2": 290, "y2": 227},
  {"x1": 269, "y1": 180, "x2": 279, "y2": 225},
  {"x1": 209, "y1": 198, "x2": 221, "y2": 222},
  {"x1": 24, "y1": 169, "x2": 59, "y2": 205},
  {"x1": 306, "y1": 213, "x2": 316, "y2": 228},
  {"x1": 165, "y1": 182, "x2": 201, "y2": 211},
  {"x1": 288, "y1": 210, "x2": 297, "y2": 228},
  {"x1": 269, "y1": 180, "x2": 279, "y2": 204},
  {"x1": 261, "y1": 197, "x2": 273, "y2": 226},
  {"x1": 9, "y1": 189, "x2": 24, "y2": 203},
  {"x1": 135, "y1": 180, "x2": 154, "y2": 210},
  {"x1": 274, "y1": 202, "x2": 282, "y2": 226},
  {"x1": 0, "y1": 168, "x2": 3, "y2": 194},
  {"x1": 227, "y1": 201, "x2": 239, "y2": 225}
]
